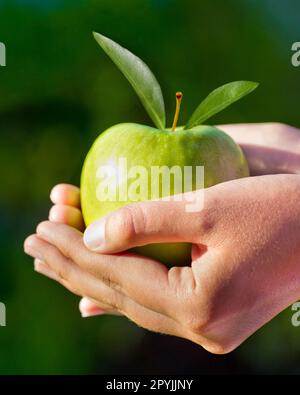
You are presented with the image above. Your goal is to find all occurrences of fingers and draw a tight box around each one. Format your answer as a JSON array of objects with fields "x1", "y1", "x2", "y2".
[
  {"x1": 25, "y1": 234, "x2": 183, "y2": 335},
  {"x1": 25, "y1": 234, "x2": 129, "y2": 310},
  {"x1": 217, "y1": 124, "x2": 259, "y2": 143},
  {"x1": 114, "y1": 298, "x2": 183, "y2": 339},
  {"x1": 218, "y1": 123, "x2": 300, "y2": 150},
  {"x1": 35, "y1": 221, "x2": 173, "y2": 316},
  {"x1": 79, "y1": 293, "x2": 184, "y2": 339},
  {"x1": 80, "y1": 296, "x2": 183, "y2": 339},
  {"x1": 34, "y1": 263, "x2": 117, "y2": 315},
  {"x1": 25, "y1": 234, "x2": 83, "y2": 296},
  {"x1": 83, "y1": 195, "x2": 206, "y2": 254},
  {"x1": 34, "y1": 259, "x2": 60, "y2": 282},
  {"x1": 49, "y1": 204, "x2": 84, "y2": 231},
  {"x1": 50, "y1": 184, "x2": 81, "y2": 208},
  {"x1": 49, "y1": 183, "x2": 84, "y2": 230},
  {"x1": 217, "y1": 123, "x2": 275, "y2": 147},
  {"x1": 79, "y1": 297, "x2": 123, "y2": 317},
  {"x1": 79, "y1": 297, "x2": 108, "y2": 317},
  {"x1": 34, "y1": 262, "x2": 115, "y2": 316}
]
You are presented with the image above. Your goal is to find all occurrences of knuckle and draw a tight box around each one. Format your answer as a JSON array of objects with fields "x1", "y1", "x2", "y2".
[
  {"x1": 168, "y1": 267, "x2": 196, "y2": 298},
  {"x1": 194, "y1": 208, "x2": 216, "y2": 241},
  {"x1": 103, "y1": 292, "x2": 123, "y2": 312},
  {"x1": 107, "y1": 205, "x2": 143, "y2": 247},
  {"x1": 168, "y1": 270, "x2": 214, "y2": 334},
  {"x1": 105, "y1": 273, "x2": 122, "y2": 293},
  {"x1": 55, "y1": 259, "x2": 73, "y2": 282},
  {"x1": 56, "y1": 265, "x2": 70, "y2": 282},
  {"x1": 109, "y1": 207, "x2": 134, "y2": 244}
]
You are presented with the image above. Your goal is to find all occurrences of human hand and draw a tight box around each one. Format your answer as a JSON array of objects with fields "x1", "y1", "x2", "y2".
[
  {"x1": 24, "y1": 174, "x2": 300, "y2": 353},
  {"x1": 47, "y1": 183, "x2": 105, "y2": 317},
  {"x1": 218, "y1": 123, "x2": 300, "y2": 175}
]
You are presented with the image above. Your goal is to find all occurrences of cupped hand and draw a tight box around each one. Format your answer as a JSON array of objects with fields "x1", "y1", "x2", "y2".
[
  {"x1": 218, "y1": 123, "x2": 300, "y2": 175},
  {"x1": 24, "y1": 174, "x2": 300, "y2": 353}
]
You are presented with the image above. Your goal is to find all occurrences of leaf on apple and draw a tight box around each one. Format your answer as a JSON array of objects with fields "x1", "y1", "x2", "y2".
[
  {"x1": 93, "y1": 32, "x2": 166, "y2": 130},
  {"x1": 185, "y1": 81, "x2": 259, "y2": 129}
]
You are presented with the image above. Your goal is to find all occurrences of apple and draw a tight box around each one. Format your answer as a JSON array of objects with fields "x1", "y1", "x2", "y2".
[
  {"x1": 81, "y1": 33, "x2": 258, "y2": 266},
  {"x1": 81, "y1": 122, "x2": 249, "y2": 266}
]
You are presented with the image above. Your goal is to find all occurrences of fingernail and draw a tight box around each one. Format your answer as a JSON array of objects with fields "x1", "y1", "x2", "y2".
[
  {"x1": 34, "y1": 259, "x2": 60, "y2": 282},
  {"x1": 79, "y1": 298, "x2": 105, "y2": 318},
  {"x1": 81, "y1": 310, "x2": 105, "y2": 318},
  {"x1": 83, "y1": 218, "x2": 106, "y2": 251}
]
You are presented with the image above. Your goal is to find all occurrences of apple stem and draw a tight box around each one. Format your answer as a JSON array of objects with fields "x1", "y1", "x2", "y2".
[{"x1": 171, "y1": 92, "x2": 183, "y2": 131}]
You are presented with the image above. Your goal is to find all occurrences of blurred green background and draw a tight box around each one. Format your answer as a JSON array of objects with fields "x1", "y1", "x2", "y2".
[{"x1": 0, "y1": 0, "x2": 300, "y2": 374}]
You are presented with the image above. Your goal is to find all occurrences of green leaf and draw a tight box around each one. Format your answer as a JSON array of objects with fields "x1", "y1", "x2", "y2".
[
  {"x1": 93, "y1": 32, "x2": 166, "y2": 129},
  {"x1": 185, "y1": 81, "x2": 259, "y2": 129}
]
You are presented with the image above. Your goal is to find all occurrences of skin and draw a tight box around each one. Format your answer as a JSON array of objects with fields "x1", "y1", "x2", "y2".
[{"x1": 24, "y1": 122, "x2": 300, "y2": 354}]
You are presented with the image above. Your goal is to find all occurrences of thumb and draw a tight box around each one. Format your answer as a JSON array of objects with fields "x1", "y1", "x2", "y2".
[{"x1": 83, "y1": 190, "x2": 206, "y2": 254}]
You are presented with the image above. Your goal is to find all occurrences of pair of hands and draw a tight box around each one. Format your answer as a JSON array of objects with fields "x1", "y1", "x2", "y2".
[{"x1": 24, "y1": 123, "x2": 300, "y2": 354}]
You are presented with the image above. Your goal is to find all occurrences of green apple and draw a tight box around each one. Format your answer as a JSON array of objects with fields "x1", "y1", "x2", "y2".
[
  {"x1": 80, "y1": 33, "x2": 258, "y2": 266},
  {"x1": 81, "y1": 122, "x2": 249, "y2": 266}
]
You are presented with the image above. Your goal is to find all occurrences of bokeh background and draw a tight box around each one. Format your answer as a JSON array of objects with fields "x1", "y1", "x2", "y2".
[{"x1": 0, "y1": 0, "x2": 300, "y2": 374}]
